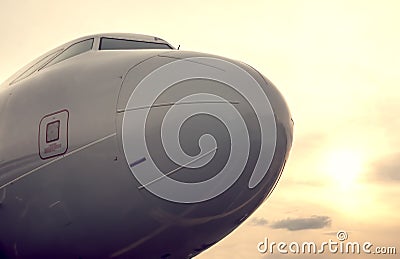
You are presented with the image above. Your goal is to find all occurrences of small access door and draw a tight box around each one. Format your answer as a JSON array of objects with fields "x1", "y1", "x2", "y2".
[{"x1": 39, "y1": 110, "x2": 69, "y2": 159}]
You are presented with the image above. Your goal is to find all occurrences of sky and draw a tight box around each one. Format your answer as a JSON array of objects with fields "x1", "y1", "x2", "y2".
[{"x1": 1, "y1": 0, "x2": 399, "y2": 258}]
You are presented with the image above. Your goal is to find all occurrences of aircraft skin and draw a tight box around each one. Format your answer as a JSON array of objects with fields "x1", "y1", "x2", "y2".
[{"x1": 0, "y1": 33, "x2": 293, "y2": 258}]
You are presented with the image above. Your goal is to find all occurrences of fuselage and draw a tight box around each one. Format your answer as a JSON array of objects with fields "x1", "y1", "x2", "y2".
[{"x1": 0, "y1": 33, "x2": 293, "y2": 258}]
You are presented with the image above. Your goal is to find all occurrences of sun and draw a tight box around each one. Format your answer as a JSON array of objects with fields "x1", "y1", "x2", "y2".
[
  {"x1": 319, "y1": 148, "x2": 379, "y2": 217},
  {"x1": 324, "y1": 149, "x2": 364, "y2": 189}
]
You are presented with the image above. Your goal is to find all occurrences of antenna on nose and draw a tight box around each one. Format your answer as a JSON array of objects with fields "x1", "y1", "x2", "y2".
[{"x1": 177, "y1": 45, "x2": 181, "y2": 50}]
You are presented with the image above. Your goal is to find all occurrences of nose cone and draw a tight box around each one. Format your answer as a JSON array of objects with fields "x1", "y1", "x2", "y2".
[{"x1": 118, "y1": 51, "x2": 293, "y2": 256}]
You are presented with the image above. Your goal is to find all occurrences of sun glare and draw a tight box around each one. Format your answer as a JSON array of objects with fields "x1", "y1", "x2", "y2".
[
  {"x1": 317, "y1": 148, "x2": 374, "y2": 216},
  {"x1": 324, "y1": 149, "x2": 364, "y2": 188}
]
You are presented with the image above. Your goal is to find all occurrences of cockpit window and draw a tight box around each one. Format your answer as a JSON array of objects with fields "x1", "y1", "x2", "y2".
[
  {"x1": 42, "y1": 38, "x2": 94, "y2": 69},
  {"x1": 99, "y1": 37, "x2": 172, "y2": 50},
  {"x1": 10, "y1": 49, "x2": 63, "y2": 85}
]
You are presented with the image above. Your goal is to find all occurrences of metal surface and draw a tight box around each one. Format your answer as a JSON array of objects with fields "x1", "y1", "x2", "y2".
[{"x1": 0, "y1": 33, "x2": 293, "y2": 258}]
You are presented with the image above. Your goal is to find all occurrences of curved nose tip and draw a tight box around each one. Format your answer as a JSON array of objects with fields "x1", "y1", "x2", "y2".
[
  {"x1": 119, "y1": 54, "x2": 292, "y2": 205},
  {"x1": 113, "y1": 52, "x2": 293, "y2": 258}
]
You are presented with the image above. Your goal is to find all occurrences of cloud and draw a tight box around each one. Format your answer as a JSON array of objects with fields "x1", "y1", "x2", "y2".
[
  {"x1": 270, "y1": 216, "x2": 331, "y2": 231},
  {"x1": 367, "y1": 153, "x2": 400, "y2": 182},
  {"x1": 355, "y1": 97, "x2": 400, "y2": 148},
  {"x1": 291, "y1": 132, "x2": 328, "y2": 159},
  {"x1": 293, "y1": 132, "x2": 326, "y2": 149},
  {"x1": 248, "y1": 217, "x2": 269, "y2": 226}
]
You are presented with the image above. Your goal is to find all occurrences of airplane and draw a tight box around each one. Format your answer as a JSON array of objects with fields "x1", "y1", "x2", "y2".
[{"x1": 0, "y1": 33, "x2": 293, "y2": 258}]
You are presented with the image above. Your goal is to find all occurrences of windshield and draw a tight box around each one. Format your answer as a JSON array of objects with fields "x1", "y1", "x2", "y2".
[{"x1": 99, "y1": 37, "x2": 172, "y2": 50}]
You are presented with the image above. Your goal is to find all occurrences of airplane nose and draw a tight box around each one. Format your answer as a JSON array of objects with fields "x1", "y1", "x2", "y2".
[
  {"x1": 116, "y1": 53, "x2": 292, "y2": 255},
  {"x1": 119, "y1": 54, "x2": 292, "y2": 204}
]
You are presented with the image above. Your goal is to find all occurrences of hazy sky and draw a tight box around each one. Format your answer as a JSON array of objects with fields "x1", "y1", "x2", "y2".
[{"x1": 1, "y1": 0, "x2": 399, "y2": 258}]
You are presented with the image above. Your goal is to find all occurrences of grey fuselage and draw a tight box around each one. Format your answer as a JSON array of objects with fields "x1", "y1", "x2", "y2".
[{"x1": 0, "y1": 34, "x2": 293, "y2": 258}]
